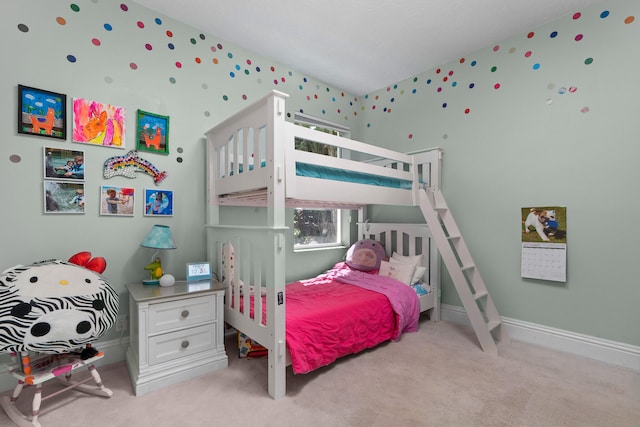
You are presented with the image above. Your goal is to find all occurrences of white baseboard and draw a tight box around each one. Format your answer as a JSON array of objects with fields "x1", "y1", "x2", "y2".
[
  {"x1": 0, "y1": 337, "x2": 129, "y2": 394},
  {"x1": 440, "y1": 304, "x2": 640, "y2": 373}
]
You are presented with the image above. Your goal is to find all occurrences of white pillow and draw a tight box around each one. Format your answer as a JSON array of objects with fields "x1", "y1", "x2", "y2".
[
  {"x1": 391, "y1": 252, "x2": 425, "y2": 284},
  {"x1": 378, "y1": 260, "x2": 415, "y2": 285}
]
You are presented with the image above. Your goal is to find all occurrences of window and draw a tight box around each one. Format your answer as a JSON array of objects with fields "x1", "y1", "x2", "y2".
[{"x1": 293, "y1": 113, "x2": 349, "y2": 250}]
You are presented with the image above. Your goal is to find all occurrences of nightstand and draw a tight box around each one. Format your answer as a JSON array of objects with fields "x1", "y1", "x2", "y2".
[{"x1": 126, "y1": 281, "x2": 228, "y2": 396}]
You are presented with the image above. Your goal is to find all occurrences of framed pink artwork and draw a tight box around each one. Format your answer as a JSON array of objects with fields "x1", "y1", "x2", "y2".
[{"x1": 73, "y1": 98, "x2": 125, "y2": 148}]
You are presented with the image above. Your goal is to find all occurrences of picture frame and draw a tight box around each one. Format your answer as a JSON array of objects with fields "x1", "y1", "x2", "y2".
[
  {"x1": 136, "y1": 110, "x2": 169, "y2": 155},
  {"x1": 143, "y1": 188, "x2": 173, "y2": 216},
  {"x1": 100, "y1": 185, "x2": 135, "y2": 216},
  {"x1": 72, "y1": 98, "x2": 125, "y2": 148},
  {"x1": 43, "y1": 146, "x2": 85, "y2": 181},
  {"x1": 18, "y1": 85, "x2": 67, "y2": 139},
  {"x1": 44, "y1": 181, "x2": 85, "y2": 214},
  {"x1": 186, "y1": 262, "x2": 212, "y2": 282}
]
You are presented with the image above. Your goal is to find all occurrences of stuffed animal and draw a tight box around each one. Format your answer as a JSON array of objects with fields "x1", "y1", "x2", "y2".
[
  {"x1": 0, "y1": 252, "x2": 119, "y2": 355},
  {"x1": 345, "y1": 239, "x2": 388, "y2": 271},
  {"x1": 144, "y1": 257, "x2": 163, "y2": 280}
]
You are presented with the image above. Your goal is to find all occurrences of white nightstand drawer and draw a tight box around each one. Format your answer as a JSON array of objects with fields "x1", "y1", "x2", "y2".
[
  {"x1": 148, "y1": 323, "x2": 216, "y2": 365},
  {"x1": 148, "y1": 295, "x2": 216, "y2": 334}
]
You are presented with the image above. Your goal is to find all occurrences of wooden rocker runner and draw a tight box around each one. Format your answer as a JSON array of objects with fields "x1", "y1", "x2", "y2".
[{"x1": 0, "y1": 345, "x2": 113, "y2": 427}]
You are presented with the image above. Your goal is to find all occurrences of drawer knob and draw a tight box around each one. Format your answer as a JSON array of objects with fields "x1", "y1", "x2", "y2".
[
  {"x1": 181, "y1": 310, "x2": 189, "y2": 318},
  {"x1": 181, "y1": 340, "x2": 190, "y2": 349}
]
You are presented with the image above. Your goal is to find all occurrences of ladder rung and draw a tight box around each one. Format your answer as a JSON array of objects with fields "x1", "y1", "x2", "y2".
[
  {"x1": 487, "y1": 320, "x2": 501, "y2": 332},
  {"x1": 461, "y1": 264, "x2": 475, "y2": 272},
  {"x1": 434, "y1": 206, "x2": 448, "y2": 211},
  {"x1": 474, "y1": 290, "x2": 488, "y2": 300},
  {"x1": 446, "y1": 234, "x2": 461, "y2": 240}
]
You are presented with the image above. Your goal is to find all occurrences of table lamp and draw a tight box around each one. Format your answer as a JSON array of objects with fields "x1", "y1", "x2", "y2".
[{"x1": 140, "y1": 225, "x2": 176, "y2": 285}]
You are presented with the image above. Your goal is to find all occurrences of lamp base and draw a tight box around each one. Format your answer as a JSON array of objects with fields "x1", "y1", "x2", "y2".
[{"x1": 142, "y1": 279, "x2": 160, "y2": 286}]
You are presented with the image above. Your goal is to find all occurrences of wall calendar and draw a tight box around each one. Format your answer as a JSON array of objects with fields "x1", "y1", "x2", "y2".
[{"x1": 521, "y1": 206, "x2": 567, "y2": 282}]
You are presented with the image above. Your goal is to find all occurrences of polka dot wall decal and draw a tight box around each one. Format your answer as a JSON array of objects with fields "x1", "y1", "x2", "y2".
[
  {"x1": 470, "y1": 60, "x2": 477, "y2": 66},
  {"x1": 573, "y1": 12, "x2": 581, "y2": 20},
  {"x1": 223, "y1": 95, "x2": 228, "y2": 101},
  {"x1": 585, "y1": 57, "x2": 593, "y2": 65},
  {"x1": 56, "y1": 17, "x2": 66, "y2": 26},
  {"x1": 494, "y1": 83, "x2": 500, "y2": 89},
  {"x1": 624, "y1": 16, "x2": 635, "y2": 24},
  {"x1": 459, "y1": 58, "x2": 465, "y2": 63},
  {"x1": 145, "y1": 43, "x2": 152, "y2": 50},
  {"x1": 235, "y1": 64, "x2": 240, "y2": 70},
  {"x1": 169, "y1": 77, "x2": 176, "y2": 84},
  {"x1": 202, "y1": 83, "x2": 208, "y2": 89},
  {"x1": 469, "y1": 83, "x2": 475, "y2": 88},
  {"x1": 533, "y1": 63, "x2": 540, "y2": 70},
  {"x1": 166, "y1": 30, "x2": 173, "y2": 37},
  {"x1": 175, "y1": 61, "x2": 182, "y2": 68},
  {"x1": 527, "y1": 32, "x2": 535, "y2": 38},
  {"x1": 546, "y1": 98, "x2": 553, "y2": 105},
  {"x1": 273, "y1": 79, "x2": 278, "y2": 85},
  {"x1": 244, "y1": 69, "x2": 249, "y2": 75},
  {"x1": 104, "y1": 23, "x2": 112, "y2": 31},
  {"x1": 129, "y1": 62, "x2": 137, "y2": 70},
  {"x1": 412, "y1": 89, "x2": 417, "y2": 94},
  {"x1": 493, "y1": 45, "x2": 500, "y2": 52},
  {"x1": 452, "y1": 82, "x2": 457, "y2": 87},
  {"x1": 204, "y1": 111, "x2": 211, "y2": 117},
  {"x1": 509, "y1": 47, "x2": 516, "y2": 54},
  {"x1": 195, "y1": 57, "x2": 201, "y2": 64},
  {"x1": 213, "y1": 58, "x2": 218, "y2": 64},
  {"x1": 92, "y1": 38, "x2": 101, "y2": 46},
  {"x1": 525, "y1": 51, "x2": 532, "y2": 58},
  {"x1": 436, "y1": 68, "x2": 441, "y2": 74},
  {"x1": 228, "y1": 53, "x2": 233, "y2": 58},
  {"x1": 120, "y1": 3, "x2": 128, "y2": 11},
  {"x1": 442, "y1": 103, "x2": 447, "y2": 108},
  {"x1": 600, "y1": 10, "x2": 609, "y2": 19},
  {"x1": 575, "y1": 34, "x2": 583, "y2": 41},
  {"x1": 190, "y1": 38, "x2": 197, "y2": 44},
  {"x1": 491, "y1": 66, "x2": 497, "y2": 72},
  {"x1": 18, "y1": 23, "x2": 29, "y2": 32},
  {"x1": 67, "y1": 55, "x2": 77, "y2": 63},
  {"x1": 70, "y1": 4, "x2": 80, "y2": 12},
  {"x1": 137, "y1": 21, "x2": 144, "y2": 29},
  {"x1": 168, "y1": 43, "x2": 174, "y2": 49},
  {"x1": 581, "y1": 106, "x2": 590, "y2": 113},
  {"x1": 9, "y1": 155, "x2": 21, "y2": 163},
  {"x1": 443, "y1": 76, "x2": 448, "y2": 82},
  {"x1": 200, "y1": 34, "x2": 206, "y2": 40},
  {"x1": 442, "y1": 134, "x2": 448, "y2": 140},
  {"x1": 426, "y1": 79, "x2": 432, "y2": 84},
  {"x1": 155, "y1": 18, "x2": 162, "y2": 25},
  {"x1": 217, "y1": 43, "x2": 223, "y2": 49},
  {"x1": 105, "y1": 76, "x2": 113, "y2": 83},
  {"x1": 408, "y1": 134, "x2": 413, "y2": 139},
  {"x1": 242, "y1": 94, "x2": 247, "y2": 100},
  {"x1": 569, "y1": 86, "x2": 577, "y2": 93},
  {"x1": 230, "y1": 72, "x2": 235, "y2": 78},
  {"x1": 465, "y1": 108, "x2": 470, "y2": 114},
  {"x1": 550, "y1": 31, "x2": 558, "y2": 38}
]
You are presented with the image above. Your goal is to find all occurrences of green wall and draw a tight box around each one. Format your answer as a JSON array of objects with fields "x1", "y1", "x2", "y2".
[
  {"x1": 1, "y1": 0, "x2": 638, "y2": 363},
  {"x1": 356, "y1": 0, "x2": 639, "y2": 347}
]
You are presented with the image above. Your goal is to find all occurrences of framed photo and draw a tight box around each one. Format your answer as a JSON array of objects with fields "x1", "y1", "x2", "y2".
[
  {"x1": 186, "y1": 262, "x2": 212, "y2": 282},
  {"x1": 44, "y1": 181, "x2": 85, "y2": 214},
  {"x1": 144, "y1": 188, "x2": 173, "y2": 216},
  {"x1": 100, "y1": 185, "x2": 135, "y2": 216},
  {"x1": 136, "y1": 110, "x2": 169, "y2": 155},
  {"x1": 44, "y1": 147, "x2": 85, "y2": 181},
  {"x1": 18, "y1": 85, "x2": 67, "y2": 139},
  {"x1": 72, "y1": 98, "x2": 125, "y2": 148}
]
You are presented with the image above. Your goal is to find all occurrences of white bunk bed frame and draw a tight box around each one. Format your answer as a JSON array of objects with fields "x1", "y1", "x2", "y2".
[{"x1": 205, "y1": 90, "x2": 442, "y2": 399}]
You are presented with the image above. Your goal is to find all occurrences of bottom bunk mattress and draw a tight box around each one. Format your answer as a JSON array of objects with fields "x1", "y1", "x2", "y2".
[{"x1": 238, "y1": 263, "x2": 420, "y2": 374}]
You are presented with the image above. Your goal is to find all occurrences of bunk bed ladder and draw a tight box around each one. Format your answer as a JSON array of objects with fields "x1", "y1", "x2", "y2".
[{"x1": 418, "y1": 188, "x2": 509, "y2": 353}]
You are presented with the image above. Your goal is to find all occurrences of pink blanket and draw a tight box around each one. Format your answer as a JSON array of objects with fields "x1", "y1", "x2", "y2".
[{"x1": 286, "y1": 263, "x2": 420, "y2": 373}]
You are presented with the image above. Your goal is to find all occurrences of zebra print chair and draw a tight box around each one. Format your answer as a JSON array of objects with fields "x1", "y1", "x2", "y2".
[{"x1": 0, "y1": 253, "x2": 119, "y2": 427}]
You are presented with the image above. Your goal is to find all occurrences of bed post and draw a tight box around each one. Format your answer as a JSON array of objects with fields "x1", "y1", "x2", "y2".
[{"x1": 266, "y1": 91, "x2": 288, "y2": 399}]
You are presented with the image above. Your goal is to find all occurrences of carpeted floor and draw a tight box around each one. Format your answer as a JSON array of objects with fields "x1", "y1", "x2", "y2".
[{"x1": 1, "y1": 319, "x2": 638, "y2": 427}]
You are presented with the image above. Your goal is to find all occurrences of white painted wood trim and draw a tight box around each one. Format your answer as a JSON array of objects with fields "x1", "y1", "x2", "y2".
[{"x1": 440, "y1": 304, "x2": 640, "y2": 372}]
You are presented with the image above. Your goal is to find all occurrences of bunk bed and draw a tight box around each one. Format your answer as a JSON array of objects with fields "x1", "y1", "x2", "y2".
[{"x1": 204, "y1": 90, "x2": 443, "y2": 399}]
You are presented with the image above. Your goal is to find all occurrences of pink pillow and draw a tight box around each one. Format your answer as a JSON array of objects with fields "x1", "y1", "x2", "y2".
[{"x1": 345, "y1": 239, "x2": 388, "y2": 271}]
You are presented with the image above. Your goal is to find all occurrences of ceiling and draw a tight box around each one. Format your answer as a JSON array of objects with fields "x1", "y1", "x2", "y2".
[{"x1": 133, "y1": 0, "x2": 604, "y2": 95}]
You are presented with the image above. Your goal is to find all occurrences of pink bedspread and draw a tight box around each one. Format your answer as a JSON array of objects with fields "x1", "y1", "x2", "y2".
[{"x1": 285, "y1": 264, "x2": 420, "y2": 373}]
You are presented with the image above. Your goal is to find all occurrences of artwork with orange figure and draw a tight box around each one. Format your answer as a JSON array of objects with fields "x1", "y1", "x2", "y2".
[
  {"x1": 73, "y1": 98, "x2": 125, "y2": 147},
  {"x1": 30, "y1": 107, "x2": 55, "y2": 135}
]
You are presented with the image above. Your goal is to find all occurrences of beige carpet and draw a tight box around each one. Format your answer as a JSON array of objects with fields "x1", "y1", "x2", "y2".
[{"x1": 1, "y1": 319, "x2": 638, "y2": 427}]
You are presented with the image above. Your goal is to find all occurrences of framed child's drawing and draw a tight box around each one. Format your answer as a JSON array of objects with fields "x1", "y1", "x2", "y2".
[
  {"x1": 18, "y1": 85, "x2": 67, "y2": 139},
  {"x1": 144, "y1": 188, "x2": 173, "y2": 216},
  {"x1": 100, "y1": 185, "x2": 135, "y2": 216},
  {"x1": 136, "y1": 110, "x2": 169, "y2": 155},
  {"x1": 73, "y1": 98, "x2": 125, "y2": 148},
  {"x1": 44, "y1": 181, "x2": 85, "y2": 214},
  {"x1": 44, "y1": 147, "x2": 85, "y2": 181}
]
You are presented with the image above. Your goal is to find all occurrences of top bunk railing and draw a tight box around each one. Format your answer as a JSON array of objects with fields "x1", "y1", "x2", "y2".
[{"x1": 205, "y1": 90, "x2": 441, "y2": 208}]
